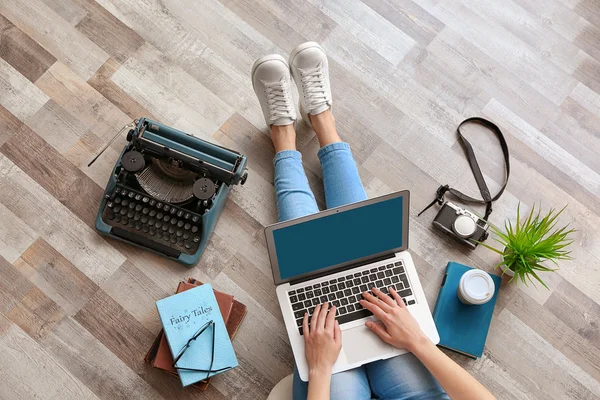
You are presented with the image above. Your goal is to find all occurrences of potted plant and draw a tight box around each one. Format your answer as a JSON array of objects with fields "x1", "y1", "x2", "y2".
[{"x1": 480, "y1": 203, "x2": 575, "y2": 289}]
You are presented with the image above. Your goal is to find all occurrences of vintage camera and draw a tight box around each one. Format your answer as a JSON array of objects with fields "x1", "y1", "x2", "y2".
[{"x1": 432, "y1": 201, "x2": 489, "y2": 249}]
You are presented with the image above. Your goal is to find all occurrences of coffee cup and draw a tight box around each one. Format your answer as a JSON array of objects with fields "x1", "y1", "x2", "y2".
[{"x1": 457, "y1": 269, "x2": 495, "y2": 305}]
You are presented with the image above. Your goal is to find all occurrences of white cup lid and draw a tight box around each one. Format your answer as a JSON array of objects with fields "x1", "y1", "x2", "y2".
[{"x1": 459, "y1": 269, "x2": 495, "y2": 304}]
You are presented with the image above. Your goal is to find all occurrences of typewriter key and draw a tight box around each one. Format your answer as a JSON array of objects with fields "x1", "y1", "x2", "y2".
[
  {"x1": 107, "y1": 201, "x2": 114, "y2": 208},
  {"x1": 184, "y1": 213, "x2": 190, "y2": 219},
  {"x1": 121, "y1": 199, "x2": 129, "y2": 206},
  {"x1": 176, "y1": 230, "x2": 183, "y2": 237},
  {"x1": 193, "y1": 236, "x2": 200, "y2": 243},
  {"x1": 177, "y1": 210, "x2": 184, "y2": 217},
  {"x1": 149, "y1": 227, "x2": 156, "y2": 236},
  {"x1": 169, "y1": 226, "x2": 175, "y2": 234},
  {"x1": 135, "y1": 194, "x2": 142, "y2": 201},
  {"x1": 192, "y1": 215, "x2": 199, "y2": 222},
  {"x1": 156, "y1": 231, "x2": 162, "y2": 238},
  {"x1": 156, "y1": 212, "x2": 163, "y2": 219},
  {"x1": 108, "y1": 211, "x2": 115, "y2": 220},
  {"x1": 162, "y1": 225, "x2": 169, "y2": 231},
  {"x1": 142, "y1": 197, "x2": 149, "y2": 203},
  {"x1": 135, "y1": 223, "x2": 142, "y2": 230},
  {"x1": 127, "y1": 210, "x2": 135, "y2": 218},
  {"x1": 184, "y1": 223, "x2": 191, "y2": 230},
  {"x1": 163, "y1": 205, "x2": 170, "y2": 212},
  {"x1": 177, "y1": 220, "x2": 184, "y2": 228},
  {"x1": 170, "y1": 219, "x2": 177, "y2": 225},
  {"x1": 170, "y1": 208, "x2": 177, "y2": 215},
  {"x1": 148, "y1": 218, "x2": 155, "y2": 225},
  {"x1": 128, "y1": 192, "x2": 135, "y2": 198},
  {"x1": 142, "y1": 207, "x2": 149, "y2": 214},
  {"x1": 134, "y1": 212, "x2": 141, "y2": 221},
  {"x1": 155, "y1": 221, "x2": 162, "y2": 229},
  {"x1": 191, "y1": 226, "x2": 199, "y2": 233},
  {"x1": 142, "y1": 225, "x2": 149, "y2": 233},
  {"x1": 149, "y1": 210, "x2": 156, "y2": 217},
  {"x1": 170, "y1": 236, "x2": 177, "y2": 244},
  {"x1": 121, "y1": 217, "x2": 129, "y2": 225},
  {"x1": 114, "y1": 205, "x2": 121, "y2": 213},
  {"x1": 193, "y1": 178, "x2": 216, "y2": 200},
  {"x1": 120, "y1": 208, "x2": 127, "y2": 215},
  {"x1": 115, "y1": 215, "x2": 121, "y2": 223},
  {"x1": 122, "y1": 151, "x2": 145, "y2": 173},
  {"x1": 141, "y1": 215, "x2": 148, "y2": 223},
  {"x1": 185, "y1": 242, "x2": 192, "y2": 249},
  {"x1": 163, "y1": 215, "x2": 170, "y2": 222},
  {"x1": 135, "y1": 204, "x2": 142, "y2": 211},
  {"x1": 183, "y1": 233, "x2": 190, "y2": 240},
  {"x1": 115, "y1": 187, "x2": 121, "y2": 194},
  {"x1": 129, "y1": 203, "x2": 135, "y2": 210},
  {"x1": 120, "y1": 189, "x2": 127, "y2": 196},
  {"x1": 156, "y1": 202, "x2": 163, "y2": 209},
  {"x1": 177, "y1": 238, "x2": 184, "y2": 247},
  {"x1": 149, "y1": 199, "x2": 156, "y2": 206},
  {"x1": 128, "y1": 220, "x2": 135, "y2": 228},
  {"x1": 114, "y1": 197, "x2": 121, "y2": 204}
]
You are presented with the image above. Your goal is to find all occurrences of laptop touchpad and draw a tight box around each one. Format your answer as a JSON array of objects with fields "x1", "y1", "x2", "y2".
[{"x1": 342, "y1": 325, "x2": 392, "y2": 364}]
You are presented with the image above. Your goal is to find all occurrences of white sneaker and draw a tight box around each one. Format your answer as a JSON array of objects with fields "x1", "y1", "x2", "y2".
[
  {"x1": 289, "y1": 42, "x2": 332, "y2": 127},
  {"x1": 251, "y1": 54, "x2": 297, "y2": 128}
]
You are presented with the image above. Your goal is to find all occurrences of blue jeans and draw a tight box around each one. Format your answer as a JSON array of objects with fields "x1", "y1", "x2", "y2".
[{"x1": 274, "y1": 142, "x2": 448, "y2": 400}]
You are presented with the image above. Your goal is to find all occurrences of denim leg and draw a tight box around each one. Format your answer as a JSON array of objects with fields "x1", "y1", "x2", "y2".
[
  {"x1": 365, "y1": 353, "x2": 449, "y2": 400},
  {"x1": 274, "y1": 150, "x2": 319, "y2": 222},
  {"x1": 318, "y1": 142, "x2": 367, "y2": 209},
  {"x1": 292, "y1": 366, "x2": 372, "y2": 400}
]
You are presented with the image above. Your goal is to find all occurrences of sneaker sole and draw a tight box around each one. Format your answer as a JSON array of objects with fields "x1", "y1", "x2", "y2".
[
  {"x1": 288, "y1": 41, "x2": 325, "y2": 67},
  {"x1": 251, "y1": 54, "x2": 289, "y2": 91}
]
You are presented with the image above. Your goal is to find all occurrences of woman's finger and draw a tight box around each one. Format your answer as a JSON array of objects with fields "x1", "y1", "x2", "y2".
[
  {"x1": 325, "y1": 304, "x2": 337, "y2": 330},
  {"x1": 360, "y1": 295, "x2": 387, "y2": 320},
  {"x1": 302, "y1": 312, "x2": 309, "y2": 338},
  {"x1": 372, "y1": 287, "x2": 396, "y2": 307},
  {"x1": 363, "y1": 290, "x2": 392, "y2": 312},
  {"x1": 390, "y1": 287, "x2": 406, "y2": 308},
  {"x1": 365, "y1": 320, "x2": 393, "y2": 343},
  {"x1": 334, "y1": 320, "x2": 342, "y2": 344},
  {"x1": 310, "y1": 304, "x2": 321, "y2": 332},
  {"x1": 317, "y1": 302, "x2": 329, "y2": 329}
]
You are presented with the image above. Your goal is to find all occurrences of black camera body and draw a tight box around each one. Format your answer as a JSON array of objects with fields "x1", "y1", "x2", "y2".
[{"x1": 432, "y1": 201, "x2": 489, "y2": 249}]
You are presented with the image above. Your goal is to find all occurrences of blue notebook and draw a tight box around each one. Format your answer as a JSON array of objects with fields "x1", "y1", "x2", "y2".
[
  {"x1": 156, "y1": 284, "x2": 238, "y2": 386},
  {"x1": 433, "y1": 262, "x2": 501, "y2": 359}
]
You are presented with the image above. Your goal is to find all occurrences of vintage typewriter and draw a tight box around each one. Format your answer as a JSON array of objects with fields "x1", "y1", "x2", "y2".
[{"x1": 94, "y1": 118, "x2": 248, "y2": 266}]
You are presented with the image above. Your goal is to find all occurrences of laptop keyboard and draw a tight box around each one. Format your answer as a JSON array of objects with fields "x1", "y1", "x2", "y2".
[{"x1": 288, "y1": 261, "x2": 416, "y2": 336}]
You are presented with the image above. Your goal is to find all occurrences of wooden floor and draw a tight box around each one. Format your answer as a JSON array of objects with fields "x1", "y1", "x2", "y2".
[{"x1": 0, "y1": 0, "x2": 599, "y2": 399}]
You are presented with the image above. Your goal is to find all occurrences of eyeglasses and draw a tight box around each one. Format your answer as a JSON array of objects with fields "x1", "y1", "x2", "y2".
[{"x1": 172, "y1": 320, "x2": 230, "y2": 379}]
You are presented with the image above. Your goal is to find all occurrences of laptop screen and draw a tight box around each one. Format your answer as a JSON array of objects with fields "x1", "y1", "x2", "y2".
[{"x1": 270, "y1": 193, "x2": 407, "y2": 283}]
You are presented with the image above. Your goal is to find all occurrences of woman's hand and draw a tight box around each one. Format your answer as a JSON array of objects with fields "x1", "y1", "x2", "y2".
[
  {"x1": 303, "y1": 302, "x2": 342, "y2": 374},
  {"x1": 360, "y1": 287, "x2": 430, "y2": 352}
]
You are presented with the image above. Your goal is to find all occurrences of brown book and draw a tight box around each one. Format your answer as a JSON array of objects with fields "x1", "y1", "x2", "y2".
[{"x1": 144, "y1": 279, "x2": 247, "y2": 391}]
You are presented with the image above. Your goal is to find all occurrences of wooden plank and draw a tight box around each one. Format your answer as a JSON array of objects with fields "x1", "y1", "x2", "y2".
[
  {"x1": 0, "y1": 202, "x2": 38, "y2": 263},
  {"x1": 0, "y1": 15, "x2": 57, "y2": 83},
  {"x1": 41, "y1": 316, "x2": 164, "y2": 400},
  {"x1": 0, "y1": 58, "x2": 49, "y2": 121},
  {"x1": 74, "y1": 0, "x2": 145, "y2": 63},
  {"x1": 87, "y1": 58, "x2": 158, "y2": 121},
  {"x1": 40, "y1": 0, "x2": 88, "y2": 26},
  {"x1": 0, "y1": 320, "x2": 100, "y2": 400},
  {"x1": 15, "y1": 239, "x2": 99, "y2": 316},
  {"x1": 0, "y1": 105, "x2": 22, "y2": 146},
  {"x1": 0, "y1": 0, "x2": 108, "y2": 80},
  {"x1": 0, "y1": 154, "x2": 126, "y2": 284}
]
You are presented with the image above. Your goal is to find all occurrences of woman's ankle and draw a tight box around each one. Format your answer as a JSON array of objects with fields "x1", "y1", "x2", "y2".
[
  {"x1": 271, "y1": 123, "x2": 297, "y2": 152},
  {"x1": 309, "y1": 109, "x2": 342, "y2": 147}
]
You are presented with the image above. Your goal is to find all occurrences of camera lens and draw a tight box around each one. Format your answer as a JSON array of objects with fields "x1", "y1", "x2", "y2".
[{"x1": 453, "y1": 215, "x2": 477, "y2": 238}]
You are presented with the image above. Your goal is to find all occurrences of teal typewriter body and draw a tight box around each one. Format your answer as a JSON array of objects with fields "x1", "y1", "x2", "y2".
[{"x1": 95, "y1": 118, "x2": 248, "y2": 266}]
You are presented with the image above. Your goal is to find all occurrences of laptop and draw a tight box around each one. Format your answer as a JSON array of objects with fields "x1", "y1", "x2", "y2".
[{"x1": 265, "y1": 190, "x2": 439, "y2": 381}]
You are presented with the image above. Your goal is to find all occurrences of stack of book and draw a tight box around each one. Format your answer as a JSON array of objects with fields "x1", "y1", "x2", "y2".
[{"x1": 145, "y1": 278, "x2": 247, "y2": 390}]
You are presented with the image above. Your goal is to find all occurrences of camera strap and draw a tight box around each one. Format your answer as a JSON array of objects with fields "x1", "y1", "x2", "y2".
[{"x1": 417, "y1": 117, "x2": 510, "y2": 220}]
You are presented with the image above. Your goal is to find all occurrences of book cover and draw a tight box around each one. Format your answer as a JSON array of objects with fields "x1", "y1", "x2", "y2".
[
  {"x1": 156, "y1": 284, "x2": 238, "y2": 386},
  {"x1": 144, "y1": 279, "x2": 247, "y2": 392},
  {"x1": 153, "y1": 282, "x2": 234, "y2": 372},
  {"x1": 432, "y1": 262, "x2": 502, "y2": 358}
]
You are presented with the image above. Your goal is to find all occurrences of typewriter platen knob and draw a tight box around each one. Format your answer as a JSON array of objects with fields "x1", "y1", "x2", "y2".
[
  {"x1": 241, "y1": 171, "x2": 248, "y2": 185},
  {"x1": 122, "y1": 150, "x2": 145, "y2": 173}
]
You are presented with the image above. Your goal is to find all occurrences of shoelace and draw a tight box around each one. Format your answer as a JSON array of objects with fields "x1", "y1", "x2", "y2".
[
  {"x1": 264, "y1": 79, "x2": 294, "y2": 123},
  {"x1": 300, "y1": 63, "x2": 328, "y2": 111}
]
